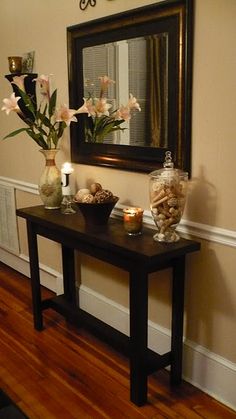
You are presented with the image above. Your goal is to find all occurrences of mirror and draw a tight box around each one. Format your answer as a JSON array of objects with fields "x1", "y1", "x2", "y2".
[{"x1": 67, "y1": 0, "x2": 193, "y2": 173}]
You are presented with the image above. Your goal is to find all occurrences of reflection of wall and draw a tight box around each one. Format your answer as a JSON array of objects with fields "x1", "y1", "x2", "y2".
[{"x1": 0, "y1": 0, "x2": 236, "y2": 410}]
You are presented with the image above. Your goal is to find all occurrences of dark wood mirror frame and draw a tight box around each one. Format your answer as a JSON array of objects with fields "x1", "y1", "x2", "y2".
[{"x1": 67, "y1": 0, "x2": 193, "y2": 173}]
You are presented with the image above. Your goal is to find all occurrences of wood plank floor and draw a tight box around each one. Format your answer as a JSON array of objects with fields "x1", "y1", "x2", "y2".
[{"x1": 0, "y1": 262, "x2": 235, "y2": 419}]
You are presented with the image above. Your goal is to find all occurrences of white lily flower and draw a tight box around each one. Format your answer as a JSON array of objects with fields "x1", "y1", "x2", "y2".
[{"x1": 1, "y1": 92, "x2": 21, "y2": 115}]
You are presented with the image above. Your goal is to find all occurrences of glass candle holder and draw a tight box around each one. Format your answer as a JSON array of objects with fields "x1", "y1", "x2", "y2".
[
  {"x1": 8, "y1": 56, "x2": 22, "y2": 73},
  {"x1": 61, "y1": 195, "x2": 76, "y2": 215},
  {"x1": 123, "y1": 207, "x2": 143, "y2": 236}
]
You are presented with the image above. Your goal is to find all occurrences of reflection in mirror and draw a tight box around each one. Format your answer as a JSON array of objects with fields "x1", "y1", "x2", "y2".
[
  {"x1": 83, "y1": 34, "x2": 168, "y2": 148},
  {"x1": 67, "y1": 0, "x2": 193, "y2": 173}
]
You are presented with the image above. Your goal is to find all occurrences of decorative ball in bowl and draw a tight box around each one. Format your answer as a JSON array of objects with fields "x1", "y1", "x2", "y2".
[{"x1": 74, "y1": 183, "x2": 119, "y2": 226}]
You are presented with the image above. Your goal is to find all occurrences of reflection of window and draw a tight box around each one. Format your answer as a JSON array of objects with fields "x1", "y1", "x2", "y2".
[
  {"x1": 128, "y1": 38, "x2": 147, "y2": 146},
  {"x1": 83, "y1": 43, "x2": 116, "y2": 98},
  {"x1": 83, "y1": 40, "x2": 146, "y2": 145},
  {"x1": 83, "y1": 35, "x2": 168, "y2": 147},
  {"x1": 83, "y1": 43, "x2": 117, "y2": 144}
]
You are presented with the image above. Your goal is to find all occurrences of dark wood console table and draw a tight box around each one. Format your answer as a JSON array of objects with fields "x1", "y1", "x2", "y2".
[{"x1": 16, "y1": 205, "x2": 200, "y2": 406}]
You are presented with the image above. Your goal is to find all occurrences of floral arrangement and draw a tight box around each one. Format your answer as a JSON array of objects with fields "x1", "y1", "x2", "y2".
[
  {"x1": 1, "y1": 74, "x2": 141, "y2": 147},
  {"x1": 78, "y1": 75, "x2": 141, "y2": 143},
  {"x1": 1, "y1": 74, "x2": 78, "y2": 149}
]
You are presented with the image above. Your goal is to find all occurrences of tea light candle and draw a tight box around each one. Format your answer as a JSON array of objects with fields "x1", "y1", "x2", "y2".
[
  {"x1": 61, "y1": 162, "x2": 73, "y2": 195},
  {"x1": 123, "y1": 207, "x2": 144, "y2": 235}
]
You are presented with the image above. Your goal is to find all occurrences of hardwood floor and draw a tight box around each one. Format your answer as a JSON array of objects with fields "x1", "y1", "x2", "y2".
[{"x1": 0, "y1": 262, "x2": 235, "y2": 419}]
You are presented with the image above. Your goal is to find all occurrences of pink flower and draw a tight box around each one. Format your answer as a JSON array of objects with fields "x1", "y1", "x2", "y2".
[
  {"x1": 98, "y1": 76, "x2": 115, "y2": 97},
  {"x1": 115, "y1": 105, "x2": 131, "y2": 121},
  {"x1": 115, "y1": 95, "x2": 141, "y2": 121},
  {"x1": 127, "y1": 94, "x2": 141, "y2": 111},
  {"x1": 55, "y1": 104, "x2": 77, "y2": 126},
  {"x1": 1, "y1": 92, "x2": 21, "y2": 115},
  {"x1": 11, "y1": 75, "x2": 27, "y2": 92},
  {"x1": 33, "y1": 74, "x2": 50, "y2": 98},
  {"x1": 94, "y1": 98, "x2": 112, "y2": 117},
  {"x1": 76, "y1": 98, "x2": 93, "y2": 117}
]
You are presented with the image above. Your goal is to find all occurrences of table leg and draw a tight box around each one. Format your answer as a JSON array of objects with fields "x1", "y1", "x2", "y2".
[
  {"x1": 129, "y1": 269, "x2": 148, "y2": 406},
  {"x1": 26, "y1": 221, "x2": 43, "y2": 330},
  {"x1": 170, "y1": 255, "x2": 185, "y2": 385},
  {"x1": 61, "y1": 245, "x2": 77, "y2": 306}
]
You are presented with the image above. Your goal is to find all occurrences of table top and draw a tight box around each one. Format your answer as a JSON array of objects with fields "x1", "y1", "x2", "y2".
[{"x1": 17, "y1": 205, "x2": 200, "y2": 271}]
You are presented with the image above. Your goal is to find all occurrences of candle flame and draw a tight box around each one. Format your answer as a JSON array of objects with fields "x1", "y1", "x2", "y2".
[{"x1": 61, "y1": 162, "x2": 73, "y2": 174}]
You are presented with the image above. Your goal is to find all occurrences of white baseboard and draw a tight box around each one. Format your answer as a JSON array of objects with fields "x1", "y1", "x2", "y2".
[
  {"x1": 0, "y1": 250, "x2": 235, "y2": 411},
  {"x1": 0, "y1": 248, "x2": 63, "y2": 294},
  {"x1": 183, "y1": 340, "x2": 236, "y2": 412},
  {"x1": 79, "y1": 284, "x2": 236, "y2": 411}
]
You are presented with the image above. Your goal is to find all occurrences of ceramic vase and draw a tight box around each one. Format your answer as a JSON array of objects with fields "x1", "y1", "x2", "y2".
[{"x1": 38, "y1": 149, "x2": 62, "y2": 209}]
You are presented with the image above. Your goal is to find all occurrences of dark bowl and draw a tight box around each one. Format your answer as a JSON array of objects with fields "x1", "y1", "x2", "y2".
[{"x1": 75, "y1": 197, "x2": 119, "y2": 226}]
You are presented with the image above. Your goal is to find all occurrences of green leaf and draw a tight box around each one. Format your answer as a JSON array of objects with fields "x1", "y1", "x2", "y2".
[
  {"x1": 37, "y1": 111, "x2": 52, "y2": 128},
  {"x1": 36, "y1": 125, "x2": 48, "y2": 137},
  {"x1": 41, "y1": 103, "x2": 48, "y2": 117},
  {"x1": 57, "y1": 121, "x2": 66, "y2": 139},
  {"x1": 51, "y1": 130, "x2": 59, "y2": 147},
  {"x1": 2, "y1": 128, "x2": 29, "y2": 139},
  {"x1": 49, "y1": 90, "x2": 57, "y2": 118},
  {"x1": 84, "y1": 115, "x2": 126, "y2": 143},
  {"x1": 26, "y1": 129, "x2": 48, "y2": 149},
  {"x1": 18, "y1": 88, "x2": 36, "y2": 119},
  {"x1": 113, "y1": 119, "x2": 125, "y2": 127}
]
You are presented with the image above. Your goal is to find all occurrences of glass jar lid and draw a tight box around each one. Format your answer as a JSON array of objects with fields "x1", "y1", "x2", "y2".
[{"x1": 149, "y1": 151, "x2": 188, "y2": 180}]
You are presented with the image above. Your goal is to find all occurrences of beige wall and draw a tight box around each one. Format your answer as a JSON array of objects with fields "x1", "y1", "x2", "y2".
[{"x1": 0, "y1": 0, "x2": 236, "y2": 367}]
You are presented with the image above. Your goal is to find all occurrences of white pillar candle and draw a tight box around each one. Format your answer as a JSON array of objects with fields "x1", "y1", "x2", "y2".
[{"x1": 61, "y1": 162, "x2": 74, "y2": 195}]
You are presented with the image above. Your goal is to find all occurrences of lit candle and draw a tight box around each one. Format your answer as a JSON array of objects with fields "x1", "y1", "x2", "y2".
[
  {"x1": 123, "y1": 207, "x2": 143, "y2": 235},
  {"x1": 61, "y1": 162, "x2": 74, "y2": 195}
]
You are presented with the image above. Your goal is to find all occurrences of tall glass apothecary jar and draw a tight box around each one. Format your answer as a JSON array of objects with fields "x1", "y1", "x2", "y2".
[{"x1": 149, "y1": 151, "x2": 188, "y2": 243}]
